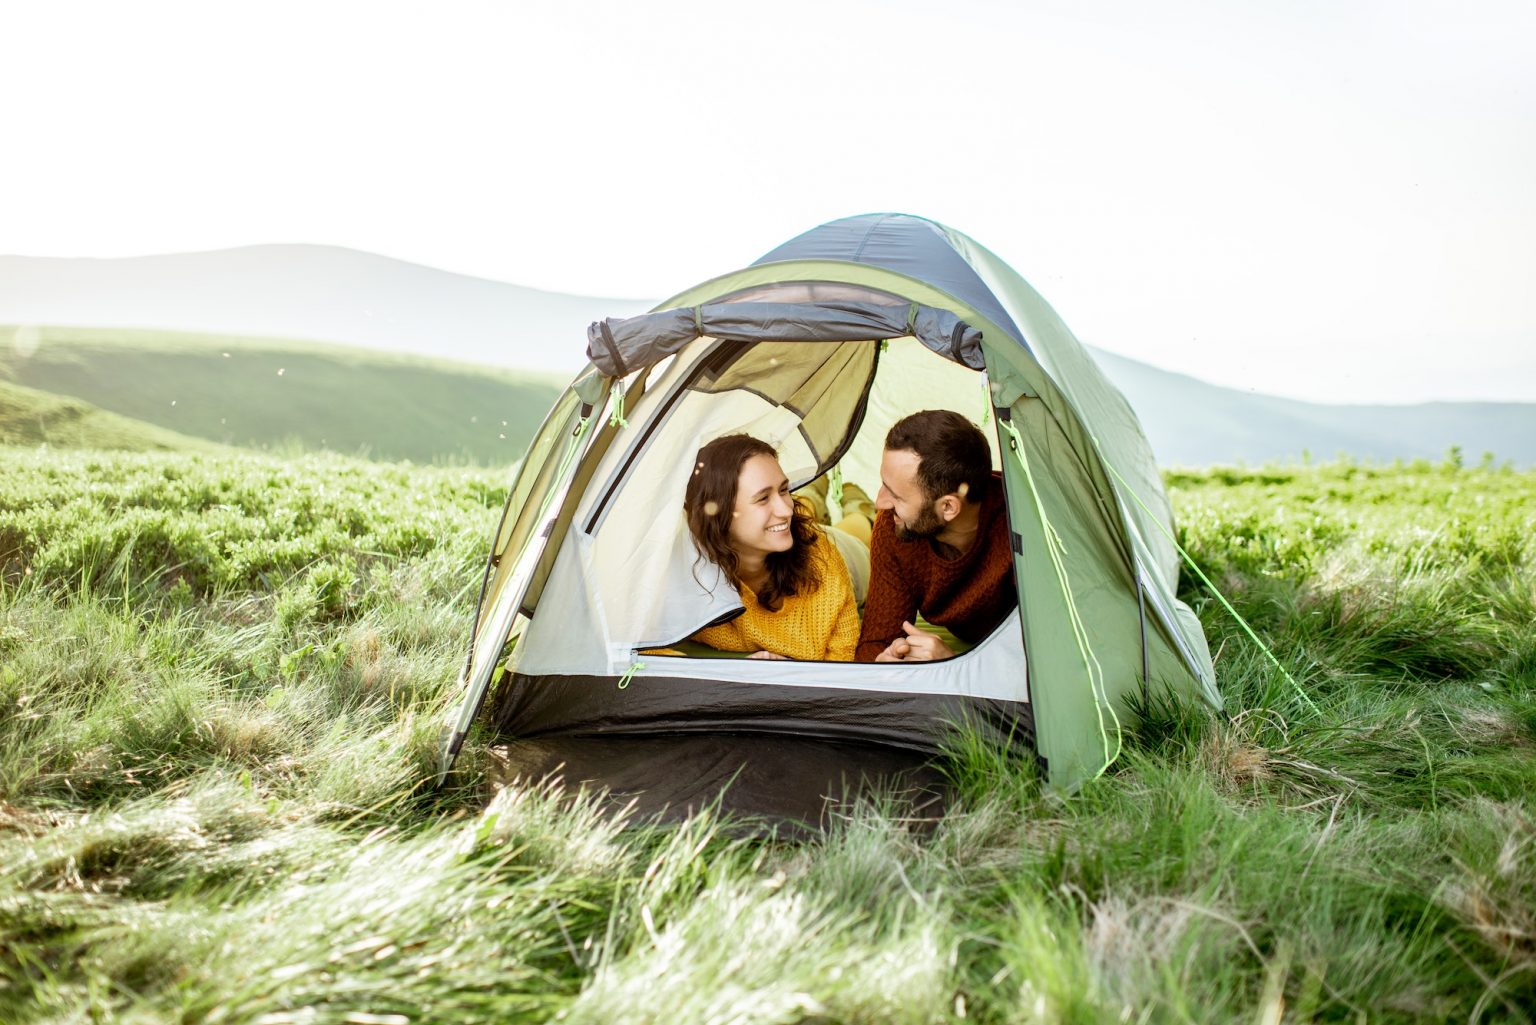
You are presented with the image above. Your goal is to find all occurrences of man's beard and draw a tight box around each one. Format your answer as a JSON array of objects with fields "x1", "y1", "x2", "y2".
[{"x1": 893, "y1": 501, "x2": 945, "y2": 541}]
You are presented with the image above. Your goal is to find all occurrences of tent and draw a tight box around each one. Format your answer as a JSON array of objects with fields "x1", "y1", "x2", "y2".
[{"x1": 439, "y1": 213, "x2": 1219, "y2": 806}]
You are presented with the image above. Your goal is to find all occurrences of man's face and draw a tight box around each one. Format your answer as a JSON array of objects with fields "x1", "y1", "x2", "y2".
[{"x1": 876, "y1": 448, "x2": 945, "y2": 541}]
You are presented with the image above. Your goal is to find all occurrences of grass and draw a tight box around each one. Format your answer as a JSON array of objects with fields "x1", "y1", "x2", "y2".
[
  {"x1": 0, "y1": 325, "x2": 566, "y2": 464},
  {"x1": 2, "y1": 450, "x2": 1534, "y2": 1022}
]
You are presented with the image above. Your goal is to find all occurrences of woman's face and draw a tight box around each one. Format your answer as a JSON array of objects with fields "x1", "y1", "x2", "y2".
[{"x1": 727, "y1": 453, "x2": 795, "y2": 561}]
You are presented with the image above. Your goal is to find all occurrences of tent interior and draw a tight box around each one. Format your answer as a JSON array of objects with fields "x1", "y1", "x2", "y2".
[
  {"x1": 512, "y1": 332, "x2": 1014, "y2": 673},
  {"x1": 484, "y1": 291, "x2": 1041, "y2": 826}
]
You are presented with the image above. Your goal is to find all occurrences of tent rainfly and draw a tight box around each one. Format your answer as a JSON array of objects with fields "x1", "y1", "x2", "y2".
[{"x1": 439, "y1": 213, "x2": 1220, "y2": 804}]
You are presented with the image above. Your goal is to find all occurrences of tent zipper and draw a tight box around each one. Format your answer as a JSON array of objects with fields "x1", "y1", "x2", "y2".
[
  {"x1": 583, "y1": 340, "x2": 742, "y2": 536},
  {"x1": 632, "y1": 605, "x2": 747, "y2": 655}
]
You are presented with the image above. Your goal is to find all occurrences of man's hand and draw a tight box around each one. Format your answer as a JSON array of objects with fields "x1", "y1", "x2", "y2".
[
  {"x1": 875, "y1": 621, "x2": 954, "y2": 662},
  {"x1": 874, "y1": 636, "x2": 911, "y2": 662},
  {"x1": 748, "y1": 650, "x2": 789, "y2": 660}
]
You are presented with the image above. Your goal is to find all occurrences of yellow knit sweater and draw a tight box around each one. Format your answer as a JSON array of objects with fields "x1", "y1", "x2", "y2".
[{"x1": 689, "y1": 529, "x2": 860, "y2": 661}]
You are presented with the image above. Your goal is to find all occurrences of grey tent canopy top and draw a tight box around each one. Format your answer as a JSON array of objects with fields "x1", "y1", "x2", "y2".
[
  {"x1": 752, "y1": 212, "x2": 1026, "y2": 347},
  {"x1": 586, "y1": 300, "x2": 986, "y2": 378}
]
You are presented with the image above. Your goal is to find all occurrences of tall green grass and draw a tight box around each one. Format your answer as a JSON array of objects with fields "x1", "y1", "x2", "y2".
[{"x1": 2, "y1": 450, "x2": 1534, "y2": 1022}]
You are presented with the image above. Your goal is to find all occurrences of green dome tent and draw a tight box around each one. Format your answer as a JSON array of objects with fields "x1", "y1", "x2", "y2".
[{"x1": 440, "y1": 213, "x2": 1219, "y2": 804}]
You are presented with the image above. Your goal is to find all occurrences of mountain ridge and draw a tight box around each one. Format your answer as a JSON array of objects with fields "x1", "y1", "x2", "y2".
[
  {"x1": 0, "y1": 245, "x2": 651, "y2": 376},
  {"x1": 3, "y1": 245, "x2": 1531, "y2": 466}
]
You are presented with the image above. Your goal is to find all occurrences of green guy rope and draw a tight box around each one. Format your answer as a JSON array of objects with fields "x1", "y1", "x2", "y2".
[{"x1": 1092, "y1": 439, "x2": 1321, "y2": 716}]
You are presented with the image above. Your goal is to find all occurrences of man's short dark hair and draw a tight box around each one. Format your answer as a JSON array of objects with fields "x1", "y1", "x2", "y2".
[{"x1": 885, "y1": 410, "x2": 992, "y2": 504}]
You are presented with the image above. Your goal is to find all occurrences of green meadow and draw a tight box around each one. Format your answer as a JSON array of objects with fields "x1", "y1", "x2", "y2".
[{"x1": 2, "y1": 447, "x2": 1534, "y2": 1023}]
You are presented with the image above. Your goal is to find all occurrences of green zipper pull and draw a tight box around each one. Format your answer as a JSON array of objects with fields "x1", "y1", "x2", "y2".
[
  {"x1": 608, "y1": 381, "x2": 628, "y2": 428},
  {"x1": 616, "y1": 660, "x2": 646, "y2": 690}
]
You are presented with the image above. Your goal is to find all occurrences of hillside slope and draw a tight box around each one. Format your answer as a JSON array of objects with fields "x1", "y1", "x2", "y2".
[
  {"x1": 0, "y1": 379, "x2": 217, "y2": 452},
  {"x1": 0, "y1": 327, "x2": 563, "y2": 465}
]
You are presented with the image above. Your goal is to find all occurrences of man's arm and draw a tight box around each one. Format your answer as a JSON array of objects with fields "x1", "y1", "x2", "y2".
[{"x1": 855, "y1": 513, "x2": 919, "y2": 661}]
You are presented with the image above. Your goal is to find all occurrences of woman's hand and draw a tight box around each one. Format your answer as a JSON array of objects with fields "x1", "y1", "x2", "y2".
[{"x1": 747, "y1": 650, "x2": 789, "y2": 660}]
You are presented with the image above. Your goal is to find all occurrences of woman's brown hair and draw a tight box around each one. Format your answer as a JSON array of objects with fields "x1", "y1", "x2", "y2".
[{"x1": 684, "y1": 434, "x2": 822, "y2": 611}]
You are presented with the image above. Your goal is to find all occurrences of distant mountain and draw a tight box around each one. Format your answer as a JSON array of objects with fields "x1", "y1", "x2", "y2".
[
  {"x1": 1091, "y1": 349, "x2": 1536, "y2": 466},
  {"x1": 0, "y1": 245, "x2": 650, "y2": 375},
  {"x1": 3, "y1": 245, "x2": 1531, "y2": 466}
]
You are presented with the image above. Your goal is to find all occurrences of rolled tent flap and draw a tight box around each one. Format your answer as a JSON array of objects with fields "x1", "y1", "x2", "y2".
[{"x1": 586, "y1": 300, "x2": 985, "y2": 377}]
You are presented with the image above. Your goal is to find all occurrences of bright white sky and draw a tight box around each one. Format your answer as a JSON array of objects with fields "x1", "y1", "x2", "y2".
[{"x1": 2, "y1": 0, "x2": 1532, "y2": 404}]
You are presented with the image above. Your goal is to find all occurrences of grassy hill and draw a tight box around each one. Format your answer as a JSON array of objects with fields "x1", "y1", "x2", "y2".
[
  {"x1": 0, "y1": 378, "x2": 217, "y2": 452},
  {"x1": 0, "y1": 326, "x2": 565, "y2": 465},
  {"x1": 1, "y1": 449, "x2": 1534, "y2": 1021}
]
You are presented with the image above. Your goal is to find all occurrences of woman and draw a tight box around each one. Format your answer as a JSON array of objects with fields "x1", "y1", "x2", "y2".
[{"x1": 681, "y1": 434, "x2": 861, "y2": 661}]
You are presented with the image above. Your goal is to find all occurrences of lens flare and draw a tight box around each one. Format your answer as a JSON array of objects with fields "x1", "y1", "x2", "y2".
[{"x1": 10, "y1": 325, "x2": 40, "y2": 359}]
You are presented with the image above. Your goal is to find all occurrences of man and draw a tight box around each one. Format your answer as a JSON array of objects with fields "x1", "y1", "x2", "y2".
[{"x1": 855, "y1": 409, "x2": 1017, "y2": 662}]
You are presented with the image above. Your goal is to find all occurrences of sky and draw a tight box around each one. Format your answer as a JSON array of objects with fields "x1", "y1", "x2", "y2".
[{"x1": 2, "y1": 0, "x2": 1532, "y2": 405}]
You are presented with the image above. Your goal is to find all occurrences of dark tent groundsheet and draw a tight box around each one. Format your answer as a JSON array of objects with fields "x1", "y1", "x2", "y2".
[{"x1": 485, "y1": 734, "x2": 952, "y2": 835}]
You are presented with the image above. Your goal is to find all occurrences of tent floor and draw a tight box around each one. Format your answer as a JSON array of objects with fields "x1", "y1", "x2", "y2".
[{"x1": 485, "y1": 733, "x2": 953, "y2": 836}]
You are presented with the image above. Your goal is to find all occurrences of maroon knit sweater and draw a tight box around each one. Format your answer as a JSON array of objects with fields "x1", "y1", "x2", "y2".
[{"x1": 855, "y1": 481, "x2": 1018, "y2": 662}]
